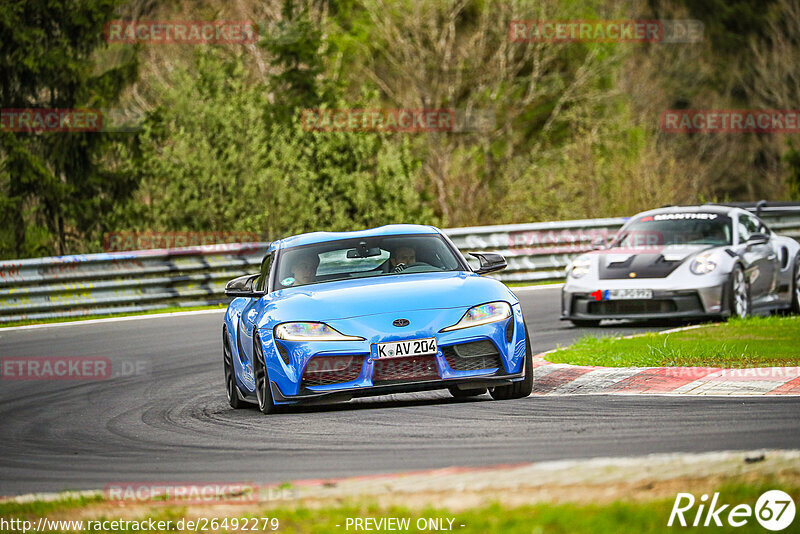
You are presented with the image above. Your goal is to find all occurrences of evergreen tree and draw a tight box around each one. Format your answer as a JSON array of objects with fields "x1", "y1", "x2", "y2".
[{"x1": 0, "y1": 0, "x2": 138, "y2": 258}]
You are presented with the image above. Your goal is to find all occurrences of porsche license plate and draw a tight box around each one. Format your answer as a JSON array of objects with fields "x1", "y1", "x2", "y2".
[
  {"x1": 376, "y1": 338, "x2": 437, "y2": 359},
  {"x1": 606, "y1": 289, "x2": 653, "y2": 300}
]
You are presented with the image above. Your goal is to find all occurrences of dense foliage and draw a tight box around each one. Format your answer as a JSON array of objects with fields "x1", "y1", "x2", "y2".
[
  {"x1": 1, "y1": 0, "x2": 797, "y2": 258},
  {"x1": 0, "y1": 0, "x2": 138, "y2": 257}
]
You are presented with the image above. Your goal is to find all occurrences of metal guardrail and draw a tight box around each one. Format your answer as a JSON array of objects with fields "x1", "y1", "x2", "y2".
[
  {"x1": 2, "y1": 204, "x2": 799, "y2": 323},
  {"x1": 0, "y1": 245, "x2": 265, "y2": 323},
  {"x1": 444, "y1": 216, "x2": 627, "y2": 282}
]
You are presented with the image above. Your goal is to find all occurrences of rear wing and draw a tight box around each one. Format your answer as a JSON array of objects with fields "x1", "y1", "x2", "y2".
[{"x1": 707, "y1": 200, "x2": 800, "y2": 218}]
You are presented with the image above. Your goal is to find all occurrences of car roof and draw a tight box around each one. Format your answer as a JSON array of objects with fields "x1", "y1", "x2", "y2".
[
  {"x1": 276, "y1": 224, "x2": 441, "y2": 249},
  {"x1": 631, "y1": 204, "x2": 745, "y2": 219}
]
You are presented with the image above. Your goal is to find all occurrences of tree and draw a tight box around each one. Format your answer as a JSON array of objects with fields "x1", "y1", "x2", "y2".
[
  {"x1": 261, "y1": 0, "x2": 332, "y2": 121},
  {"x1": 747, "y1": 0, "x2": 800, "y2": 199},
  {"x1": 351, "y1": 0, "x2": 631, "y2": 225},
  {"x1": 0, "y1": 0, "x2": 138, "y2": 258},
  {"x1": 112, "y1": 46, "x2": 433, "y2": 241}
]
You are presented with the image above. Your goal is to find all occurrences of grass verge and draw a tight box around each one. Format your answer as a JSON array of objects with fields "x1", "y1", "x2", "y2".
[
  {"x1": 547, "y1": 315, "x2": 800, "y2": 368},
  {"x1": 0, "y1": 303, "x2": 227, "y2": 329},
  {"x1": 0, "y1": 480, "x2": 796, "y2": 533}
]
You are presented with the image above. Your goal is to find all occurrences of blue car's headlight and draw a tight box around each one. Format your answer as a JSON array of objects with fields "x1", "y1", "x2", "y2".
[
  {"x1": 274, "y1": 322, "x2": 364, "y2": 341},
  {"x1": 440, "y1": 301, "x2": 512, "y2": 332}
]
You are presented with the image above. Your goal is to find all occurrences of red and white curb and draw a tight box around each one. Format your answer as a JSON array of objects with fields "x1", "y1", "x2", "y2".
[
  {"x1": 533, "y1": 326, "x2": 800, "y2": 396},
  {"x1": 532, "y1": 359, "x2": 800, "y2": 395}
]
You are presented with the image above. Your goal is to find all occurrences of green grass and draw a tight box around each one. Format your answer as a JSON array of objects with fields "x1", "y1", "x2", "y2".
[
  {"x1": 0, "y1": 494, "x2": 103, "y2": 517},
  {"x1": 0, "y1": 481, "x2": 795, "y2": 533},
  {"x1": 548, "y1": 316, "x2": 800, "y2": 368},
  {"x1": 0, "y1": 303, "x2": 227, "y2": 329}
]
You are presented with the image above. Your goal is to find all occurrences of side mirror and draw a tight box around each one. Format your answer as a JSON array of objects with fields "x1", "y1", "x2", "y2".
[
  {"x1": 470, "y1": 252, "x2": 507, "y2": 275},
  {"x1": 746, "y1": 233, "x2": 769, "y2": 246},
  {"x1": 224, "y1": 274, "x2": 264, "y2": 298}
]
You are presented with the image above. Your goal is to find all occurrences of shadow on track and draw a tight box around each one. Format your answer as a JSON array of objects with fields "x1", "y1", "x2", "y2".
[
  {"x1": 236, "y1": 392, "x2": 496, "y2": 415},
  {"x1": 567, "y1": 317, "x2": 722, "y2": 330}
]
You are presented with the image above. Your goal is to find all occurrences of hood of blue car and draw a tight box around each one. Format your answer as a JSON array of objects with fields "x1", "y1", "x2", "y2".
[{"x1": 262, "y1": 271, "x2": 514, "y2": 322}]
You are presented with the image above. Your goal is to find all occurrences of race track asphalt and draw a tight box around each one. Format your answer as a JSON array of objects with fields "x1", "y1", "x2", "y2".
[{"x1": 1, "y1": 285, "x2": 798, "y2": 495}]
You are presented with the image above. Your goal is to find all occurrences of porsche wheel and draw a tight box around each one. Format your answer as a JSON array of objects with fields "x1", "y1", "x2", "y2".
[
  {"x1": 791, "y1": 256, "x2": 800, "y2": 314},
  {"x1": 253, "y1": 331, "x2": 279, "y2": 414},
  {"x1": 490, "y1": 322, "x2": 533, "y2": 400},
  {"x1": 448, "y1": 386, "x2": 487, "y2": 399},
  {"x1": 729, "y1": 264, "x2": 750, "y2": 319},
  {"x1": 223, "y1": 327, "x2": 245, "y2": 409}
]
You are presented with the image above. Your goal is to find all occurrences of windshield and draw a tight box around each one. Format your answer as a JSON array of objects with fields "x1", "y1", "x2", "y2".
[
  {"x1": 611, "y1": 212, "x2": 733, "y2": 248},
  {"x1": 274, "y1": 234, "x2": 464, "y2": 289}
]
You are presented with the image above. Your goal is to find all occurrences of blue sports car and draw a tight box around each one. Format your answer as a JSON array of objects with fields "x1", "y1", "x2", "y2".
[{"x1": 222, "y1": 224, "x2": 532, "y2": 414}]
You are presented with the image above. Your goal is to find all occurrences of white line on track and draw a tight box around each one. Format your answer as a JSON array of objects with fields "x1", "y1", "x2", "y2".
[{"x1": 511, "y1": 283, "x2": 564, "y2": 291}]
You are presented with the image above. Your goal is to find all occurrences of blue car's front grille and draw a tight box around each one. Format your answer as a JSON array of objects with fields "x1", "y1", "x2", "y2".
[
  {"x1": 301, "y1": 355, "x2": 366, "y2": 387},
  {"x1": 442, "y1": 341, "x2": 503, "y2": 372},
  {"x1": 372, "y1": 355, "x2": 439, "y2": 384}
]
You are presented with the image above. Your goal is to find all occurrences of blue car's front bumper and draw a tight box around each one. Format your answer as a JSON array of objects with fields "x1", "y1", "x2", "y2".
[{"x1": 257, "y1": 304, "x2": 528, "y2": 405}]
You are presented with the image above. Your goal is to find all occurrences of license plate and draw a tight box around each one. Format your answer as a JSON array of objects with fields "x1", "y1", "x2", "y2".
[
  {"x1": 376, "y1": 338, "x2": 437, "y2": 359},
  {"x1": 606, "y1": 289, "x2": 653, "y2": 300}
]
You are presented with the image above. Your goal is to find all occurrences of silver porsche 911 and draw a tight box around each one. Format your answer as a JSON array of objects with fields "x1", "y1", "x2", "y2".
[{"x1": 561, "y1": 205, "x2": 800, "y2": 326}]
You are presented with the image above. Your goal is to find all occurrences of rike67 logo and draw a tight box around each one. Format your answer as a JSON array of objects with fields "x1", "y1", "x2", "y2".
[{"x1": 669, "y1": 490, "x2": 796, "y2": 530}]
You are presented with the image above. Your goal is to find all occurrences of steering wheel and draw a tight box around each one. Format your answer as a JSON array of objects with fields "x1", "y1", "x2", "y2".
[{"x1": 392, "y1": 262, "x2": 430, "y2": 273}]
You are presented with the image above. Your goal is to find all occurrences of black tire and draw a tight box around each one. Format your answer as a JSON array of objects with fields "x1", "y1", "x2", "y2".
[
  {"x1": 728, "y1": 264, "x2": 751, "y2": 319},
  {"x1": 570, "y1": 319, "x2": 601, "y2": 328},
  {"x1": 490, "y1": 322, "x2": 534, "y2": 400},
  {"x1": 253, "y1": 331, "x2": 280, "y2": 414},
  {"x1": 223, "y1": 327, "x2": 245, "y2": 409},
  {"x1": 448, "y1": 386, "x2": 487, "y2": 399},
  {"x1": 791, "y1": 257, "x2": 800, "y2": 315}
]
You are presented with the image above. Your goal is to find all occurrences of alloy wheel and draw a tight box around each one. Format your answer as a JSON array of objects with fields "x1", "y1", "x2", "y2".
[
  {"x1": 795, "y1": 262, "x2": 800, "y2": 307},
  {"x1": 733, "y1": 269, "x2": 749, "y2": 318},
  {"x1": 223, "y1": 335, "x2": 235, "y2": 403},
  {"x1": 254, "y1": 347, "x2": 267, "y2": 410}
]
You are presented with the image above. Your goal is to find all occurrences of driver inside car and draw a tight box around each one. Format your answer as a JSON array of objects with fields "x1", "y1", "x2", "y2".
[
  {"x1": 703, "y1": 225, "x2": 728, "y2": 245},
  {"x1": 291, "y1": 253, "x2": 320, "y2": 286},
  {"x1": 388, "y1": 245, "x2": 416, "y2": 273}
]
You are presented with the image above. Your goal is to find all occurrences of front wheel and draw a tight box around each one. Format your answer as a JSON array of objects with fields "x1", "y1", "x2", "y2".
[
  {"x1": 729, "y1": 264, "x2": 751, "y2": 319},
  {"x1": 490, "y1": 322, "x2": 534, "y2": 400},
  {"x1": 253, "y1": 331, "x2": 280, "y2": 415},
  {"x1": 791, "y1": 257, "x2": 800, "y2": 314},
  {"x1": 223, "y1": 327, "x2": 245, "y2": 409}
]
